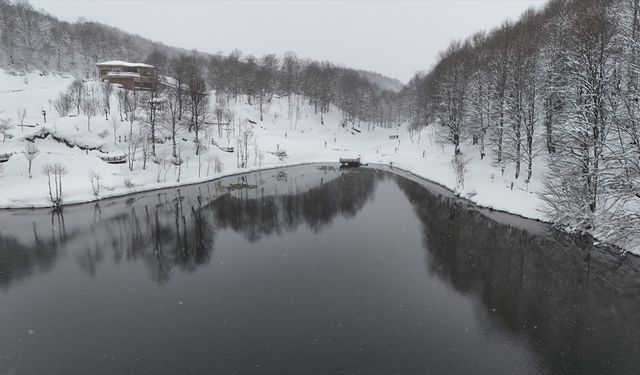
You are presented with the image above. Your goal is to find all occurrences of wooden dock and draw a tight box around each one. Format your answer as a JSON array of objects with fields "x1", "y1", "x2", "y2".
[{"x1": 339, "y1": 156, "x2": 361, "y2": 167}]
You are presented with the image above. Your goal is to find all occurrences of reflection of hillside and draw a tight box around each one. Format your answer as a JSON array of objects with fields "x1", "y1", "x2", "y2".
[
  {"x1": 0, "y1": 192, "x2": 218, "y2": 286},
  {"x1": 92, "y1": 193, "x2": 216, "y2": 283},
  {"x1": 0, "y1": 167, "x2": 381, "y2": 287},
  {"x1": 211, "y1": 169, "x2": 381, "y2": 241},
  {"x1": 0, "y1": 212, "x2": 69, "y2": 290},
  {"x1": 396, "y1": 176, "x2": 640, "y2": 375}
]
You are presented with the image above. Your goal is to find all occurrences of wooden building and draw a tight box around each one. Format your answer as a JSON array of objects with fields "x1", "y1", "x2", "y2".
[{"x1": 96, "y1": 61, "x2": 156, "y2": 91}]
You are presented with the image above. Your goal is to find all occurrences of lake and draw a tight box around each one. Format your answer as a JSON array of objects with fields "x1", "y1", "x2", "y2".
[{"x1": 0, "y1": 165, "x2": 639, "y2": 374}]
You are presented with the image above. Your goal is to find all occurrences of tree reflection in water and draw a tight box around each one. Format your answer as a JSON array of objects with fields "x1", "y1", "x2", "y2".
[
  {"x1": 0, "y1": 166, "x2": 380, "y2": 285},
  {"x1": 396, "y1": 175, "x2": 640, "y2": 375},
  {"x1": 1, "y1": 166, "x2": 639, "y2": 374},
  {"x1": 0, "y1": 210, "x2": 67, "y2": 290}
]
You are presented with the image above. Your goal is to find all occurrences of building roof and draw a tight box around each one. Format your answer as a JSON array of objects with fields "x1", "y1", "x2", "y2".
[
  {"x1": 106, "y1": 71, "x2": 141, "y2": 78},
  {"x1": 96, "y1": 60, "x2": 154, "y2": 68}
]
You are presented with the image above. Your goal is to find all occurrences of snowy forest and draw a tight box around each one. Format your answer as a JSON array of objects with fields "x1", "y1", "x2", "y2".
[
  {"x1": 0, "y1": 0, "x2": 402, "y2": 128},
  {"x1": 404, "y1": 0, "x2": 640, "y2": 247}
]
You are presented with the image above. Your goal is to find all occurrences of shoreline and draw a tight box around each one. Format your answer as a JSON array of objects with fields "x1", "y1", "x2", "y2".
[
  {"x1": 371, "y1": 162, "x2": 634, "y2": 257},
  {"x1": 0, "y1": 160, "x2": 325, "y2": 211},
  {"x1": 1, "y1": 158, "x2": 632, "y2": 257},
  {"x1": 0, "y1": 158, "x2": 537, "y2": 215}
]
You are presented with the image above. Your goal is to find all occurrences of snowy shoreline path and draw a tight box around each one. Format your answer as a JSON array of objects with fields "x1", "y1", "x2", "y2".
[
  {"x1": 0, "y1": 127, "x2": 545, "y2": 222},
  {"x1": 0, "y1": 71, "x2": 573, "y2": 248}
]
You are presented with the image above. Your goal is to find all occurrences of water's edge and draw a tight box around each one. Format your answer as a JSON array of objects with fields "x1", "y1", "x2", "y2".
[{"x1": 1, "y1": 161, "x2": 631, "y2": 257}]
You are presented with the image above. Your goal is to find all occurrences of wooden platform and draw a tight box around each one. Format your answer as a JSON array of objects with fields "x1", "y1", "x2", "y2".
[{"x1": 339, "y1": 156, "x2": 361, "y2": 167}]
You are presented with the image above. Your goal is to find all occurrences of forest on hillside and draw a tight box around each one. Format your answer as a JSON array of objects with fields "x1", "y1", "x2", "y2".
[
  {"x1": 404, "y1": 0, "x2": 640, "y2": 247},
  {"x1": 0, "y1": 0, "x2": 403, "y2": 128}
]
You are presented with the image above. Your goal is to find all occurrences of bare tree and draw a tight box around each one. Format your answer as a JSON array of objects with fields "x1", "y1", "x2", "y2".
[
  {"x1": 126, "y1": 127, "x2": 143, "y2": 172},
  {"x1": 68, "y1": 79, "x2": 84, "y2": 115},
  {"x1": 54, "y1": 92, "x2": 73, "y2": 117},
  {"x1": 23, "y1": 141, "x2": 39, "y2": 178},
  {"x1": 225, "y1": 110, "x2": 235, "y2": 145},
  {"x1": 452, "y1": 153, "x2": 470, "y2": 190},
  {"x1": 141, "y1": 131, "x2": 151, "y2": 170},
  {"x1": 89, "y1": 171, "x2": 102, "y2": 201},
  {"x1": 432, "y1": 41, "x2": 472, "y2": 156},
  {"x1": 82, "y1": 86, "x2": 99, "y2": 132},
  {"x1": 213, "y1": 100, "x2": 226, "y2": 138},
  {"x1": 0, "y1": 1, "x2": 17, "y2": 65},
  {"x1": 110, "y1": 117, "x2": 121, "y2": 145},
  {"x1": 487, "y1": 23, "x2": 513, "y2": 164},
  {"x1": 145, "y1": 49, "x2": 169, "y2": 77},
  {"x1": 116, "y1": 88, "x2": 128, "y2": 121},
  {"x1": 237, "y1": 120, "x2": 254, "y2": 168},
  {"x1": 197, "y1": 143, "x2": 208, "y2": 177},
  {"x1": 214, "y1": 156, "x2": 224, "y2": 174},
  {"x1": 17, "y1": 108, "x2": 26, "y2": 131},
  {"x1": 0, "y1": 118, "x2": 11, "y2": 142},
  {"x1": 282, "y1": 51, "x2": 301, "y2": 117},
  {"x1": 185, "y1": 56, "x2": 210, "y2": 155},
  {"x1": 15, "y1": 0, "x2": 38, "y2": 56},
  {"x1": 543, "y1": 0, "x2": 618, "y2": 228},
  {"x1": 117, "y1": 88, "x2": 137, "y2": 124},
  {"x1": 172, "y1": 145, "x2": 184, "y2": 182},
  {"x1": 255, "y1": 54, "x2": 278, "y2": 121},
  {"x1": 142, "y1": 72, "x2": 162, "y2": 156},
  {"x1": 100, "y1": 80, "x2": 113, "y2": 119},
  {"x1": 172, "y1": 55, "x2": 190, "y2": 119},
  {"x1": 152, "y1": 152, "x2": 169, "y2": 183},
  {"x1": 162, "y1": 85, "x2": 183, "y2": 158},
  {"x1": 42, "y1": 163, "x2": 67, "y2": 208}
]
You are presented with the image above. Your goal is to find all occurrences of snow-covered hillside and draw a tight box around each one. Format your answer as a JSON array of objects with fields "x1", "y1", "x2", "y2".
[{"x1": 0, "y1": 69, "x2": 560, "y2": 244}]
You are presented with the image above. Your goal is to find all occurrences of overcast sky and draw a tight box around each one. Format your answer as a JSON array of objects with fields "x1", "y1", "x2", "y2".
[{"x1": 31, "y1": 0, "x2": 545, "y2": 83}]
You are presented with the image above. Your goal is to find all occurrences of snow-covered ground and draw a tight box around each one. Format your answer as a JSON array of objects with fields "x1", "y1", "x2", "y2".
[{"x1": 0, "y1": 70, "x2": 548, "y2": 231}]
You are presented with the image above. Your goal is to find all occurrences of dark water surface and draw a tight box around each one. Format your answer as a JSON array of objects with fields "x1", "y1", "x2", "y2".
[{"x1": 0, "y1": 165, "x2": 639, "y2": 375}]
